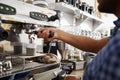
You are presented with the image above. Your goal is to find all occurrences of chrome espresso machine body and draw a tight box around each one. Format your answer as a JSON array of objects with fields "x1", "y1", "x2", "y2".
[{"x1": 0, "y1": 0, "x2": 61, "y2": 80}]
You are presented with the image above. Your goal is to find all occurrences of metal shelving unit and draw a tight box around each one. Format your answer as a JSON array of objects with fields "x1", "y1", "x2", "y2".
[
  {"x1": 49, "y1": 2, "x2": 103, "y2": 23},
  {"x1": 49, "y1": 2, "x2": 104, "y2": 30}
]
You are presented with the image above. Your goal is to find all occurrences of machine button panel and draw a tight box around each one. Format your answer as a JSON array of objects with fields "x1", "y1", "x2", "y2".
[
  {"x1": 30, "y1": 12, "x2": 48, "y2": 21},
  {"x1": 0, "y1": 3, "x2": 16, "y2": 15}
]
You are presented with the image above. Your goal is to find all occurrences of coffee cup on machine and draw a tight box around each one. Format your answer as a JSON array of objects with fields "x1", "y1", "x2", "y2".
[{"x1": 26, "y1": 43, "x2": 36, "y2": 56}]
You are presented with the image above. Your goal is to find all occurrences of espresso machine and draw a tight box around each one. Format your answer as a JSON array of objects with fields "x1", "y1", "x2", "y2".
[{"x1": 0, "y1": 0, "x2": 62, "y2": 80}]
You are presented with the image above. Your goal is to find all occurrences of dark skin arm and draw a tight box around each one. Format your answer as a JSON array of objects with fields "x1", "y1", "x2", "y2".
[
  {"x1": 58, "y1": 33, "x2": 108, "y2": 53},
  {"x1": 37, "y1": 28, "x2": 109, "y2": 53}
]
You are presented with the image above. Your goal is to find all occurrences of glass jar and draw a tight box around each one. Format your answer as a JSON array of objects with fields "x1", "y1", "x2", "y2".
[{"x1": 65, "y1": 50, "x2": 74, "y2": 60}]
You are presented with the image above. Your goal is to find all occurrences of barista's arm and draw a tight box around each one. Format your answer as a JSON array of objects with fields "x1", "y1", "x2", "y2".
[
  {"x1": 37, "y1": 28, "x2": 109, "y2": 53},
  {"x1": 58, "y1": 33, "x2": 108, "y2": 53}
]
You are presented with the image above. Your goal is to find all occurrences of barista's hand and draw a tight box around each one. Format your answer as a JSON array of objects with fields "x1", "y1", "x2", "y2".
[{"x1": 37, "y1": 27, "x2": 60, "y2": 41}]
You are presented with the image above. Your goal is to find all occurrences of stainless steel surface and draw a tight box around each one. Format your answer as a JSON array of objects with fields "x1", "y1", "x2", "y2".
[
  {"x1": 73, "y1": 61, "x2": 85, "y2": 70},
  {"x1": 0, "y1": 60, "x2": 12, "y2": 75},
  {"x1": 0, "y1": 57, "x2": 60, "y2": 79},
  {"x1": 34, "y1": 68, "x2": 60, "y2": 80},
  {"x1": 0, "y1": 62, "x2": 3, "y2": 74},
  {"x1": 12, "y1": 62, "x2": 44, "y2": 72},
  {"x1": 3, "y1": 60, "x2": 12, "y2": 71}
]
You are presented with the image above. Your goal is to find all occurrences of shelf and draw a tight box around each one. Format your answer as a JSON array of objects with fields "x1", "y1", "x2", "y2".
[
  {"x1": 79, "y1": 10, "x2": 103, "y2": 23},
  {"x1": 49, "y1": 2, "x2": 75, "y2": 14},
  {"x1": 49, "y1": 2, "x2": 103, "y2": 23},
  {"x1": 17, "y1": 53, "x2": 46, "y2": 59}
]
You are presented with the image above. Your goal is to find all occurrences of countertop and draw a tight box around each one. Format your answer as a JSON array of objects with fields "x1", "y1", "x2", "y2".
[{"x1": 70, "y1": 70, "x2": 84, "y2": 77}]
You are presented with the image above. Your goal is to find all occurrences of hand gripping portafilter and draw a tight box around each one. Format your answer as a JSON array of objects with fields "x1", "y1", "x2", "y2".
[
  {"x1": 0, "y1": 25, "x2": 8, "y2": 41},
  {"x1": 26, "y1": 31, "x2": 54, "y2": 38}
]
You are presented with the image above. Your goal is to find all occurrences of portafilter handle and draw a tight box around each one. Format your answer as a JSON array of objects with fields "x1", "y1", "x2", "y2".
[
  {"x1": 27, "y1": 31, "x2": 54, "y2": 38},
  {"x1": 0, "y1": 25, "x2": 8, "y2": 41}
]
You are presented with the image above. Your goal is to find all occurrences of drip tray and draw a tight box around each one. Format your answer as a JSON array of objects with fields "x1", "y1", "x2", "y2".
[{"x1": 12, "y1": 62, "x2": 44, "y2": 73}]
